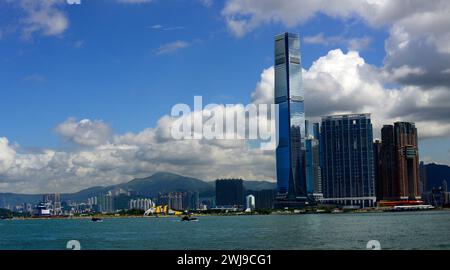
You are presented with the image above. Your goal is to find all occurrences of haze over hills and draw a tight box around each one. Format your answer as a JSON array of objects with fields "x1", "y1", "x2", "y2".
[
  {"x1": 0, "y1": 172, "x2": 276, "y2": 207},
  {"x1": 3, "y1": 161, "x2": 447, "y2": 208}
]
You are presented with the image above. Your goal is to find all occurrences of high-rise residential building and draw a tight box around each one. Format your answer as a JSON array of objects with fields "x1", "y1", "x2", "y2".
[
  {"x1": 274, "y1": 32, "x2": 307, "y2": 208},
  {"x1": 97, "y1": 193, "x2": 114, "y2": 213},
  {"x1": 114, "y1": 193, "x2": 131, "y2": 211},
  {"x1": 157, "y1": 192, "x2": 184, "y2": 210},
  {"x1": 305, "y1": 137, "x2": 322, "y2": 199},
  {"x1": 42, "y1": 193, "x2": 62, "y2": 215},
  {"x1": 320, "y1": 114, "x2": 376, "y2": 207},
  {"x1": 129, "y1": 198, "x2": 153, "y2": 211},
  {"x1": 215, "y1": 179, "x2": 244, "y2": 208},
  {"x1": 380, "y1": 125, "x2": 397, "y2": 199},
  {"x1": 379, "y1": 122, "x2": 420, "y2": 200},
  {"x1": 394, "y1": 122, "x2": 420, "y2": 200},
  {"x1": 373, "y1": 140, "x2": 383, "y2": 200},
  {"x1": 419, "y1": 161, "x2": 428, "y2": 193},
  {"x1": 183, "y1": 191, "x2": 200, "y2": 210}
]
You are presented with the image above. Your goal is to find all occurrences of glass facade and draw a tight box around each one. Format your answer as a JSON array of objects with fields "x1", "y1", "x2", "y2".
[
  {"x1": 320, "y1": 114, "x2": 375, "y2": 204},
  {"x1": 275, "y1": 33, "x2": 307, "y2": 202},
  {"x1": 306, "y1": 138, "x2": 321, "y2": 195}
]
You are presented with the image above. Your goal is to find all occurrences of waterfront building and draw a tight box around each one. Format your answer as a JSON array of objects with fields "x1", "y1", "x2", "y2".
[
  {"x1": 419, "y1": 161, "x2": 428, "y2": 193},
  {"x1": 87, "y1": 196, "x2": 98, "y2": 206},
  {"x1": 215, "y1": 179, "x2": 244, "y2": 208},
  {"x1": 157, "y1": 192, "x2": 184, "y2": 210},
  {"x1": 320, "y1": 114, "x2": 376, "y2": 207},
  {"x1": 394, "y1": 122, "x2": 420, "y2": 199},
  {"x1": 305, "y1": 137, "x2": 322, "y2": 198},
  {"x1": 183, "y1": 191, "x2": 200, "y2": 210},
  {"x1": 97, "y1": 193, "x2": 114, "y2": 213},
  {"x1": 42, "y1": 193, "x2": 62, "y2": 215},
  {"x1": 379, "y1": 122, "x2": 420, "y2": 200},
  {"x1": 373, "y1": 140, "x2": 383, "y2": 201},
  {"x1": 246, "y1": 195, "x2": 256, "y2": 210},
  {"x1": 274, "y1": 32, "x2": 307, "y2": 208},
  {"x1": 254, "y1": 189, "x2": 276, "y2": 209},
  {"x1": 380, "y1": 125, "x2": 397, "y2": 199},
  {"x1": 129, "y1": 198, "x2": 154, "y2": 211},
  {"x1": 114, "y1": 193, "x2": 131, "y2": 211},
  {"x1": 423, "y1": 187, "x2": 450, "y2": 207}
]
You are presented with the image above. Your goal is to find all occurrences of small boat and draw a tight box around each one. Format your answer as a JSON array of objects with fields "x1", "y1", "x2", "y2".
[
  {"x1": 181, "y1": 215, "x2": 198, "y2": 222},
  {"x1": 331, "y1": 209, "x2": 343, "y2": 214},
  {"x1": 91, "y1": 217, "x2": 103, "y2": 222}
]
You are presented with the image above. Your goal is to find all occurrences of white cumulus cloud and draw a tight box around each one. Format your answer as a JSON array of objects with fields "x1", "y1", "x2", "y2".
[
  {"x1": 0, "y1": 138, "x2": 16, "y2": 174},
  {"x1": 54, "y1": 118, "x2": 112, "y2": 147}
]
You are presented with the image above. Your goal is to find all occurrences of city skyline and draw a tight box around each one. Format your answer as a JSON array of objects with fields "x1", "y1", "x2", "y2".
[{"x1": 1, "y1": 1, "x2": 450, "y2": 194}]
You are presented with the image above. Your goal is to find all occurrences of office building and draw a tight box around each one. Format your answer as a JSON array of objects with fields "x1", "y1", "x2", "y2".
[
  {"x1": 320, "y1": 114, "x2": 376, "y2": 207},
  {"x1": 215, "y1": 179, "x2": 244, "y2": 208},
  {"x1": 255, "y1": 189, "x2": 276, "y2": 209},
  {"x1": 274, "y1": 32, "x2": 307, "y2": 208}
]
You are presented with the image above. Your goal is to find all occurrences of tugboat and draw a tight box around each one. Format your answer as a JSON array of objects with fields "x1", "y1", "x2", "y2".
[
  {"x1": 181, "y1": 215, "x2": 198, "y2": 222},
  {"x1": 91, "y1": 217, "x2": 103, "y2": 222}
]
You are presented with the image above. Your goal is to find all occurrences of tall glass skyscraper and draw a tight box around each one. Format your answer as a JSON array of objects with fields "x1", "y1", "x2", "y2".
[{"x1": 274, "y1": 32, "x2": 307, "y2": 207}]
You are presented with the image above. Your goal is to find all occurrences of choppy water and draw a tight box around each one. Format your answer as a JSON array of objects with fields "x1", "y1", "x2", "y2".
[{"x1": 1, "y1": 210, "x2": 449, "y2": 250}]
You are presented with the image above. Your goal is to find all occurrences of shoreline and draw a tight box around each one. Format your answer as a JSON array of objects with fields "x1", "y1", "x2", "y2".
[{"x1": 3, "y1": 208, "x2": 450, "y2": 221}]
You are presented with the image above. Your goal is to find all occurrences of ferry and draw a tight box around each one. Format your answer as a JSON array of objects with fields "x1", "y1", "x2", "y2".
[{"x1": 391, "y1": 205, "x2": 435, "y2": 211}]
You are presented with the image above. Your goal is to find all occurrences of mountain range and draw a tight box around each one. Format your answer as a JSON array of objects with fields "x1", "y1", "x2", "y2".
[
  {"x1": 2, "y1": 162, "x2": 448, "y2": 208},
  {"x1": 0, "y1": 172, "x2": 276, "y2": 207},
  {"x1": 425, "y1": 163, "x2": 450, "y2": 190}
]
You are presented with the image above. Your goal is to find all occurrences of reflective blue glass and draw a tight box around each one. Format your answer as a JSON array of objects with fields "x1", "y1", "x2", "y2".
[
  {"x1": 320, "y1": 114, "x2": 375, "y2": 199},
  {"x1": 274, "y1": 33, "x2": 307, "y2": 201}
]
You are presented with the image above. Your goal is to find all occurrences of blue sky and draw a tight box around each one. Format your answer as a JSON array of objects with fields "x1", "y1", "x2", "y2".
[
  {"x1": 0, "y1": 0, "x2": 449, "y2": 193},
  {"x1": 1, "y1": 0, "x2": 389, "y2": 147}
]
